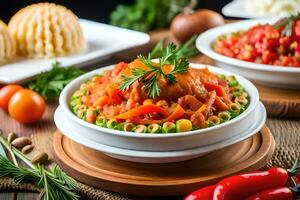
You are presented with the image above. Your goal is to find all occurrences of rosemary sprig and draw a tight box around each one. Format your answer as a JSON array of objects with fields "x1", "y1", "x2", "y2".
[
  {"x1": 273, "y1": 12, "x2": 300, "y2": 36},
  {"x1": 0, "y1": 135, "x2": 79, "y2": 200},
  {"x1": 119, "y1": 43, "x2": 189, "y2": 98}
]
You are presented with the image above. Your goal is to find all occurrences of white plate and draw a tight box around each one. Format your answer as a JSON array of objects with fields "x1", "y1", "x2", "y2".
[
  {"x1": 0, "y1": 19, "x2": 150, "y2": 84},
  {"x1": 222, "y1": 0, "x2": 299, "y2": 19},
  {"x1": 196, "y1": 19, "x2": 300, "y2": 89},
  {"x1": 59, "y1": 63, "x2": 259, "y2": 151},
  {"x1": 54, "y1": 102, "x2": 266, "y2": 163},
  {"x1": 222, "y1": 0, "x2": 259, "y2": 18}
]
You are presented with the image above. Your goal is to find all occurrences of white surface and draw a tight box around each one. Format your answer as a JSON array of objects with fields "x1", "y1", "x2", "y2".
[
  {"x1": 196, "y1": 19, "x2": 300, "y2": 89},
  {"x1": 54, "y1": 102, "x2": 266, "y2": 163},
  {"x1": 222, "y1": 0, "x2": 300, "y2": 18},
  {"x1": 0, "y1": 19, "x2": 150, "y2": 84},
  {"x1": 222, "y1": 0, "x2": 258, "y2": 18},
  {"x1": 59, "y1": 63, "x2": 259, "y2": 151}
]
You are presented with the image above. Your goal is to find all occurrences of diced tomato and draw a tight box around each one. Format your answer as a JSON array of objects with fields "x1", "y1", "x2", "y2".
[
  {"x1": 94, "y1": 95, "x2": 110, "y2": 107},
  {"x1": 107, "y1": 85, "x2": 123, "y2": 104}
]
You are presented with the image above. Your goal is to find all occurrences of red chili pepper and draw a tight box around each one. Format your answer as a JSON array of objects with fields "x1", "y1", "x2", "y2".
[
  {"x1": 114, "y1": 104, "x2": 169, "y2": 120},
  {"x1": 184, "y1": 185, "x2": 215, "y2": 200},
  {"x1": 166, "y1": 104, "x2": 185, "y2": 122},
  {"x1": 244, "y1": 187, "x2": 297, "y2": 200},
  {"x1": 213, "y1": 167, "x2": 289, "y2": 200},
  {"x1": 203, "y1": 82, "x2": 227, "y2": 97}
]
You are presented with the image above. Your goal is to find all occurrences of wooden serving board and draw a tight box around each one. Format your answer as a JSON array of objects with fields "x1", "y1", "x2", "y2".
[
  {"x1": 255, "y1": 84, "x2": 300, "y2": 118},
  {"x1": 53, "y1": 125, "x2": 275, "y2": 196}
]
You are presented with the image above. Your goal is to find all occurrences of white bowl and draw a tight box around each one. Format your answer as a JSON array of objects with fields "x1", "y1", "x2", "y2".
[
  {"x1": 54, "y1": 102, "x2": 266, "y2": 163},
  {"x1": 196, "y1": 18, "x2": 300, "y2": 89},
  {"x1": 59, "y1": 63, "x2": 259, "y2": 151}
]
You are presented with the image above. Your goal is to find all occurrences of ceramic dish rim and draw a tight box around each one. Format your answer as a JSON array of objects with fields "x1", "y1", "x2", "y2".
[
  {"x1": 54, "y1": 102, "x2": 266, "y2": 158},
  {"x1": 196, "y1": 18, "x2": 300, "y2": 73}
]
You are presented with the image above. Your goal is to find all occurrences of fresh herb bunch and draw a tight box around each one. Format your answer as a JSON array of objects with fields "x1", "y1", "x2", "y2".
[
  {"x1": 110, "y1": 0, "x2": 189, "y2": 32},
  {"x1": 28, "y1": 62, "x2": 84, "y2": 101},
  {"x1": 150, "y1": 35, "x2": 199, "y2": 59},
  {"x1": 119, "y1": 43, "x2": 189, "y2": 98},
  {"x1": 273, "y1": 12, "x2": 300, "y2": 36},
  {"x1": 0, "y1": 135, "x2": 79, "y2": 200}
]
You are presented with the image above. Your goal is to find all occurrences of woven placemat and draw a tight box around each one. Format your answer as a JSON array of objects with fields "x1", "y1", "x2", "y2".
[{"x1": 0, "y1": 118, "x2": 299, "y2": 199}]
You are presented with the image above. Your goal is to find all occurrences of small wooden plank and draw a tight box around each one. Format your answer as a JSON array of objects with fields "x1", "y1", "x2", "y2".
[
  {"x1": 0, "y1": 193, "x2": 16, "y2": 200},
  {"x1": 256, "y1": 84, "x2": 300, "y2": 118},
  {"x1": 53, "y1": 125, "x2": 275, "y2": 196},
  {"x1": 17, "y1": 193, "x2": 39, "y2": 200}
]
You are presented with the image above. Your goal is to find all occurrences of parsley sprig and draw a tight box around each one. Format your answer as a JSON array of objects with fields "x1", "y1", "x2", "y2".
[
  {"x1": 0, "y1": 134, "x2": 79, "y2": 200},
  {"x1": 119, "y1": 43, "x2": 189, "y2": 98},
  {"x1": 273, "y1": 12, "x2": 300, "y2": 36},
  {"x1": 28, "y1": 62, "x2": 84, "y2": 101}
]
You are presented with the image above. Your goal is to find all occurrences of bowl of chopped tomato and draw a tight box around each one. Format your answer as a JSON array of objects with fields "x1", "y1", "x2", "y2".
[
  {"x1": 57, "y1": 53, "x2": 261, "y2": 151},
  {"x1": 196, "y1": 17, "x2": 300, "y2": 89}
]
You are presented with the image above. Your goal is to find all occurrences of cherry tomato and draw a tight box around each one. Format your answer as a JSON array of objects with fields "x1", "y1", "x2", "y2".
[
  {"x1": 0, "y1": 85, "x2": 23, "y2": 111},
  {"x1": 213, "y1": 167, "x2": 289, "y2": 200},
  {"x1": 244, "y1": 187, "x2": 295, "y2": 200},
  {"x1": 8, "y1": 89, "x2": 45, "y2": 123}
]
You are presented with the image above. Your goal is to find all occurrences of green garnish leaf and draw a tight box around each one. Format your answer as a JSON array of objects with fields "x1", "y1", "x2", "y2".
[
  {"x1": 28, "y1": 62, "x2": 84, "y2": 101},
  {"x1": 273, "y1": 12, "x2": 300, "y2": 36},
  {"x1": 110, "y1": 0, "x2": 189, "y2": 32},
  {"x1": 119, "y1": 43, "x2": 189, "y2": 98}
]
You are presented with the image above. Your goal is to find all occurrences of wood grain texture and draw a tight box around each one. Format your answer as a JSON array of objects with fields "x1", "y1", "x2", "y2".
[
  {"x1": 53, "y1": 126, "x2": 275, "y2": 196},
  {"x1": 255, "y1": 85, "x2": 300, "y2": 118}
]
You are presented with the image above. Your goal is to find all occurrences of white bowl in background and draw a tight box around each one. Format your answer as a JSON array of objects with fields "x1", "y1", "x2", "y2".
[
  {"x1": 54, "y1": 102, "x2": 266, "y2": 163},
  {"x1": 59, "y1": 63, "x2": 259, "y2": 151},
  {"x1": 196, "y1": 18, "x2": 300, "y2": 89}
]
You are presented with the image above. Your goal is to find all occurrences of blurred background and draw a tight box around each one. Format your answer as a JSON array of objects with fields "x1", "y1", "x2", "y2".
[{"x1": 0, "y1": 0, "x2": 230, "y2": 24}]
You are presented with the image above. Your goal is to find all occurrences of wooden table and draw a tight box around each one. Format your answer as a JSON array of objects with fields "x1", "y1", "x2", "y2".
[{"x1": 0, "y1": 31, "x2": 299, "y2": 200}]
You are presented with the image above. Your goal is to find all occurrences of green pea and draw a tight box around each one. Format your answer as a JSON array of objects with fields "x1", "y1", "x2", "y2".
[
  {"x1": 123, "y1": 123, "x2": 135, "y2": 132},
  {"x1": 147, "y1": 124, "x2": 162, "y2": 133},
  {"x1": 134, "y1": 125, "x2": 147, "y2": 133},
  {"x1": 176, "y1": 119, "x2": 192, "y2": 132},
  {"x1": 218, "y1": 111, "x2": 231, "y2": 122},
  {"x1": 96, "y1": 116, "x2": 107, "y2": 127},
  {"x1": 226, "y1": 75, "x2": 237, "y2": 82},
  {"x1": 107, "y1": 119, "x2": 118, "y2": 129},
  {"x1": 115, "y1": 122, "x2": 125, "y2": 130},
  {"x1": 228, "y1": 80, "x2": 238, "y2": 87},
  {"x1": 72, "y1": 90, "x2": 84, "y2": 98},
  {"x1": 217, "y1": 74, "x2": 226, "y2": 80},
  {"x1": 70, "y1": 99, "x2": 78, "y2": 107},
  {"x1": 207, "y1": 116, "x2": 220, "y2": 126},
  {"x1": 232, "y1": 91, "x2": 243, "y2": 98},
  {"x1": 162, "y1": 122, "x2": 176, "y2": 133},
  {"x1": 229, "y1": 103, "x2": 241, "y2": 118}
]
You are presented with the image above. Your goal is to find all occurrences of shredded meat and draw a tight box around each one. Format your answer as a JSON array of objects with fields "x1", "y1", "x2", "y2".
[
  {"x1": 178, "y1": 95, "x2": 202, "y2": 111},
  {"x1": 157, "y1": 68, "x2": 218, "y2": 102}
]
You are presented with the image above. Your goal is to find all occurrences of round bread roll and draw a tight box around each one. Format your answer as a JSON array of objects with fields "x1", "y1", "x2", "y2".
[
  {"x1": 0, "y1": 20, "x2": 16, "y2": 64},
  {"x1": 8, "y1": 3, "x2": 84, "y2": 58}
]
